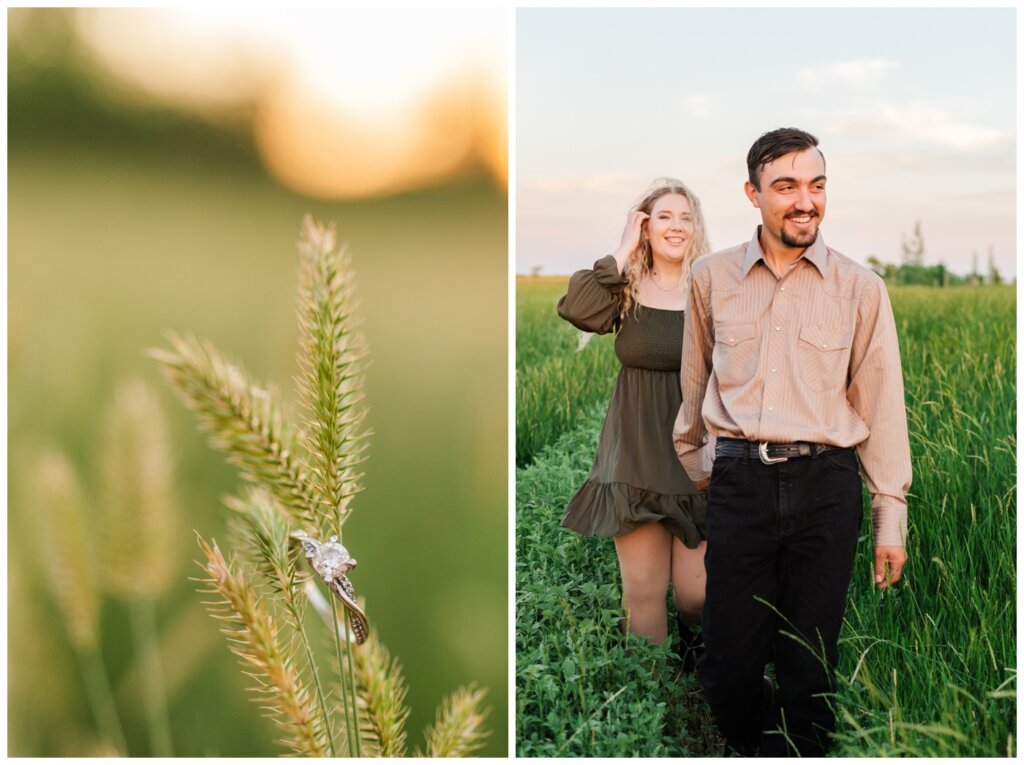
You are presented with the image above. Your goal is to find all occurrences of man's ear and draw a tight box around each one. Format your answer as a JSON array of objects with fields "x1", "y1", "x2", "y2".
[{"x1": 744, "y1": 181, "x2": 760, "y2": 209}]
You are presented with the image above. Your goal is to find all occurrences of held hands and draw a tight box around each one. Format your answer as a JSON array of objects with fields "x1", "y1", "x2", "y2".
[
  {"x1": 612, "y1": 210, "x2": 649, "y2": 272},
  {"x1": 873, "y1": 546, "x2": 907, "y2": 590},
  {"x1": 692, "y1": 439, "x2": 714, "y2": 492}
]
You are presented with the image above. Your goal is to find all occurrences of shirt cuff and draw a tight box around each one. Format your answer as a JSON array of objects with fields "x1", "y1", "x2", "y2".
[
  {"x1": 871, "y1": 495, "x2": 908, "y2": 548},
  {"x1": 681, "y1": 445, "x2": 712, "y2": 483}
]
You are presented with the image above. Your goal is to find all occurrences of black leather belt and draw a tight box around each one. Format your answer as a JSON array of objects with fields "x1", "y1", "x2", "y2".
[{"x1": 716, "y1": 437, "x2": 847, "y2": 465}]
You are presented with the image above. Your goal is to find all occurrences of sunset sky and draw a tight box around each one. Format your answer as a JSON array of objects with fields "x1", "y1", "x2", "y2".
[
  {"x1": 55, "y1": 8, "x2": 507, "y2": 197},
  {"x1": 517, "y1": 7, "x2": 1016, "y2": 278}
]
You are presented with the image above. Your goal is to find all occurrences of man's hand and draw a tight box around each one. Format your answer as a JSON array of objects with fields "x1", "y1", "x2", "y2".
[
  {"x1": 873, "y1": 546, "x2": 907, "y2": 590},
  {"x1": 693, "y1": 478, "x2": 709, "y2": 492}
]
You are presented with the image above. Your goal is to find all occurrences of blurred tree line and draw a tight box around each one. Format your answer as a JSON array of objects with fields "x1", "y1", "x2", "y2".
[
  {"x1": 867, "y1": 221, "x2": 1009, "y2": 287},
  {"x1": 8, "y1": 8, "x2": 260, "y2": 172}
]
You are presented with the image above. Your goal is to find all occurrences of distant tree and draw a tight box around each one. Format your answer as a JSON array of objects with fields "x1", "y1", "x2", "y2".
[
  {"x1": 867, "y1": 255, "x2": 898, "y2": 281},
  {"x1": 901, "y1": 221, "x2": 925, "y2": 266},
  {"x1": 898, "y1": 263, "x2": 951, "y2": 286},
  {"x1": 866, "y1": 225, "x2": 989, "y2": 287},
  {"x1": 946, "y1": 271, "x2": 968, "y2": 287},
  {"x1": 530, "y1": 265, "x2": 542, "y2": 277},
  {"x1": 987, "y1": 245, "x2": 1002, "y2": 286}
]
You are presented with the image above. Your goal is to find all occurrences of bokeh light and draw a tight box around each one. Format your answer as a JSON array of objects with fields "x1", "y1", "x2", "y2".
[{"x1": 68, "y1": 8, "x2": 507, "y2": 198}]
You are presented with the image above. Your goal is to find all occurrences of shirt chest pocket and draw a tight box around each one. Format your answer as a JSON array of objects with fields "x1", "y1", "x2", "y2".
[
  {"x1": 798, "y1": 324, "x2": 852, "y2": 392},
  {"x1": 713, "y1": 323, "x2": 758, "y2": 387}
]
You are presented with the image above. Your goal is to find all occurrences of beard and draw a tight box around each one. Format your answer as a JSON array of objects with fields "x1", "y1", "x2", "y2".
[{"x1": 780, "y1": 216, "x2": 819, "y2": 248}]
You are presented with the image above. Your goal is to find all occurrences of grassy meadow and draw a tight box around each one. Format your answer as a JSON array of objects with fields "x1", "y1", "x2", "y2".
[
  {"x1": 515, "y1": 279, "x2": 618, "y2": 467},
  {"x1": 515, "y1": 278, "x2": 1016, "y2": 757},
  {"x1": 8, "y1": 149, "x2": 508, "y2": 754}
]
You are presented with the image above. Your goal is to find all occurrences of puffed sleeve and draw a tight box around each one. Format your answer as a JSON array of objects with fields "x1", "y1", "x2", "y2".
[{"x1": 556, "y1": 255, "x2": 629, "y2": 334}]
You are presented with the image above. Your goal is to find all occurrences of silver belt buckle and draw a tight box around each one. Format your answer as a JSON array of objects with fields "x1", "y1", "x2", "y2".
[{"x1": 758, "y1": 441, "x2": 788, "y2": 465}]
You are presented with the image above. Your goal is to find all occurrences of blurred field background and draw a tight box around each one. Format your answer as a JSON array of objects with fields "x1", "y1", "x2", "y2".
[
  {"x1": 515, "y1": 278, "x2": 1015, "y2": 756},
  {"x1": 7, "y1": 8, "x2": 507, "y2": 757}
]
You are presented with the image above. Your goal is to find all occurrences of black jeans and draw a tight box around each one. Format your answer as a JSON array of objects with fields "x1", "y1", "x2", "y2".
[{"x1": 698, "y1": 446, "x2": 863, "y2": 757}]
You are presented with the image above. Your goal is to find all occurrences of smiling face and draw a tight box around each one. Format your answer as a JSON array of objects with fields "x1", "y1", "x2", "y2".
[
  {"x1": 745, "y1": 147, "x2": 827, "y2": 255},
  {"x1": 643, "y1": 192, "x2": 694, "y2": 263}
]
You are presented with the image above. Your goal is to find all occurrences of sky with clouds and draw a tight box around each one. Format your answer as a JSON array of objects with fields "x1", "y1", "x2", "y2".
[{"x1": 516, "y1": 7, "x2": 1016, "y2": 279}]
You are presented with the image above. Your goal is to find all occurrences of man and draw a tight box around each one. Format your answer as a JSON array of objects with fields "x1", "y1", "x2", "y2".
[{"x1": 673, "y1": 128, "x2": 911, "y2": 756}]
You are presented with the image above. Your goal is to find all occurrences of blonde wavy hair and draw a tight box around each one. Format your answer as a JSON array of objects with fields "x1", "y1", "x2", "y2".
[{"x1": 620, "y1": 177, "x2": 711, "y2": 316}]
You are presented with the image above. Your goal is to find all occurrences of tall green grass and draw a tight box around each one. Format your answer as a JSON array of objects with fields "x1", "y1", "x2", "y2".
[
  {"x1": 829, "y1": 286, "x2": 1016, "y2": 757},
  {"x1": 515, "y1": 282, "x2": 1016, "y2": 757},
  {"x1": 515, "y1": 278, "x2": 616, "y2": 467}
]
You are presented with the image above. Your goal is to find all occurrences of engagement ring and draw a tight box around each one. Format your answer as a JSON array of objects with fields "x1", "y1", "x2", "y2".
[{"x1": 292, "y1": 532, "x2": 368, "y2": 645}]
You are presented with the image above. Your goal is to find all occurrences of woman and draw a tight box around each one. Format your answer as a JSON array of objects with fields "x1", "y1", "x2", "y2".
[{"x1": 557, "y1": 178, "x2": 710, "y2": 661}]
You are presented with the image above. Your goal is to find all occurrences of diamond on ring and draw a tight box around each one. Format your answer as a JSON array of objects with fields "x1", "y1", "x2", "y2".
[{"x1": 292, "y1": 532, "x2": 368, "y2": 645}]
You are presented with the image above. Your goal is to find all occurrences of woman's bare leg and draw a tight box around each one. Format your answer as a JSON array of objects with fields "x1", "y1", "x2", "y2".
[
  {"x1": 613, "y1": 523, "x2": 672, "y2": 643},
  {"x1": 671, "y1": 537, "x2": 707, "y2": 626}
]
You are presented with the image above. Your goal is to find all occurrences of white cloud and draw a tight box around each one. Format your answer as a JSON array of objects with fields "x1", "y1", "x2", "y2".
[
  {"x1": 829, "y1": 101, "x2": 1010, "y2": 150},
  {"x1": 518, "y1": 174, "x2": 645, "y2": 197},
  {"x1": 798, "y1": 58, "x2": 899, "y2": 90},
  {"x1": 882, "y1": 104, "x2": 1008, "y2": 149},
  {"x1": 682, "y1": 94, "x2": 711, "y2": 120}
]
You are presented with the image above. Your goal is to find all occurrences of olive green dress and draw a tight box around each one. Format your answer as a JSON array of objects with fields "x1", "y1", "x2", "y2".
[{"x1": 556, "y1": 255, "x2": 707, "y2": 548}]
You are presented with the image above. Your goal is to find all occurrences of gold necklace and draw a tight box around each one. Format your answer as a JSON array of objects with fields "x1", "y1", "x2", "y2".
[{"x1": 650, "y1": 271, "x2": 681, "y2": 293}]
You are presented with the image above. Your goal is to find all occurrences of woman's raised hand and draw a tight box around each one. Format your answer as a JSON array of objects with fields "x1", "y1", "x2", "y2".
[{"x1": 613, "y1": 210, "x2": 649, "y2": 272}]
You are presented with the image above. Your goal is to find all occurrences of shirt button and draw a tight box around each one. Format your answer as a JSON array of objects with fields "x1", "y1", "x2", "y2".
[
  {"x1": 822, "y1": 344, "x2": 828, "y2": 348},
  {"x1": 775, "y1": 326, "x2": 781, "y2": 331},
  {"x1": 768, "y1": 406, "x2": 774, "y2": 411},
  {"x1": 771, "y1": 368, "x2": 777, "y2": 373},
  {"x1": 780, "y1": 286, "x2": 786, "y2": 291}
]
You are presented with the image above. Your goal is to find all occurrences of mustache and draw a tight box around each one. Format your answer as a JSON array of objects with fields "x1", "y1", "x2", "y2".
[{"x1": 785, "y1": 210, "x2": 819, "y2": 219}]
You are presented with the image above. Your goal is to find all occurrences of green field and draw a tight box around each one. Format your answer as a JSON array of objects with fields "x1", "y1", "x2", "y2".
[
  {"x1": 515, "y1": 278, "x2": 618, "y2": 468},
  {"x1": 515, "y1": 279, "x2": 1016, "y2": 757}
]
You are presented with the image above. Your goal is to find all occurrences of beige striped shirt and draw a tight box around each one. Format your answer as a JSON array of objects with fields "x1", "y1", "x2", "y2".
[{"x1": 672, "y1": 228, "x2": 912, "y2": 548}]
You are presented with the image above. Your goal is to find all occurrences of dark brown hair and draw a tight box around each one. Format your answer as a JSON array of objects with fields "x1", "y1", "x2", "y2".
[{"x1": 746, "y1": 128, "x2": 823, "y2": 189}]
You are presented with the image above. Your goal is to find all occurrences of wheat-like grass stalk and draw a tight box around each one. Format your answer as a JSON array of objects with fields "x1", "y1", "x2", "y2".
[
  {"x1": 293, "y1": 217, "x2": 369, "y2": 754},
  {"x1": 302, "y1": 564, "x2": 491, "y2": 759},
  {"x1": 225, "y1": 488, "x2": 301, "y2": 606},
  {"x1": 33, "y1": 451, "x2": 100, "y2": 652},
  {"x1": 292, "y1": 215, "x2": 370, "y2": 754},
  {"x1": 226, "y1": 488, "x2": 337, "y2": 755},
  {"x1": 97, "y1": 378, "x2": 178, "y2": 755},
  {"x1": 351, "y1": 629, "x2": 411, "y2": 757},
  {"x1": 295, "y1": 215, "x2": 371, "y2": 537},
  {"x1": 32, "y1": 450, "x2": 127, "y2": 754},
  {"x1": 298, "y1": 581, "x2": 408, "y2": 757},
  {"x1": 150, "y1": 334, "x2": 318, "y2": 530},
  {"x1": 197, "y1": 535, "x2": 328, "y2": 757},
  {"x1": 419, "y1": 685, "x2": 490, "y2": 758},
  {"x1": 98, "y1": 378, "x2": 178, "y2": 599},
  {"x1": 157, "y1": 217, "x2": 490, "y2": 757}
]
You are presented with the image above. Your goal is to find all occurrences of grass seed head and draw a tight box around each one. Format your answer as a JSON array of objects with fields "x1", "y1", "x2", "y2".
[
  {"x1": 295, "y1": 215, "x2": 371, "y2": 537},
  {"x1": 196, "y1": 535, "x2": 328, "y2": 757},
  {"x1": 99, "y1": 378, "x2": 179, "y2": 600},
  {"x1": 420, "y1": 684, "x2": 490, "y2": 758},
  {"x1": 351, "y1": 630, "x2": 410, "y2": 757},
  {"x1": 32, "y1": 450, "x2": 101, "y2": 653}
]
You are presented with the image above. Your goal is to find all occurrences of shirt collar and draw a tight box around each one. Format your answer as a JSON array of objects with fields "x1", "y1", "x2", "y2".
[{"x1": 741, "y1": 226, "x2": 828, "y2": 279}]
